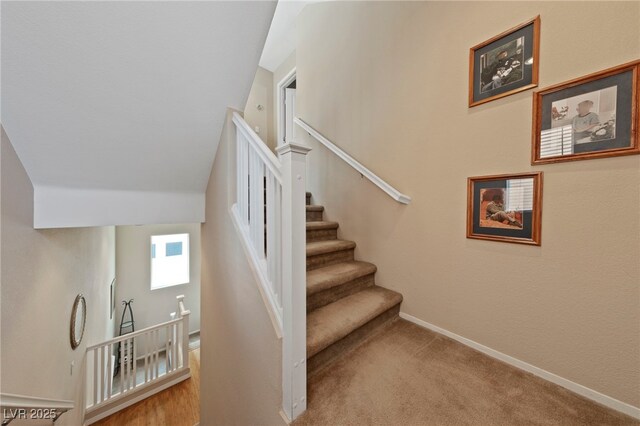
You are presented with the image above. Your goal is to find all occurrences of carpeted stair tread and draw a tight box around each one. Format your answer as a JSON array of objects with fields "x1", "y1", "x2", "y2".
[
  {"x1": 307, "y1": 261, "x2": 377, "y2": 295},
  {"x1": 307, "y1": 239, "x2": 356, "y2": 257},
  {"x1": 306, "y1": 221, "x2": 339, "y2": 231},
  {"x1": 307, "y1": 286, "x2": 403, "y2": 358},
  {"x1": 307, "y1": 205, "x2": 325, "y2": 212}
]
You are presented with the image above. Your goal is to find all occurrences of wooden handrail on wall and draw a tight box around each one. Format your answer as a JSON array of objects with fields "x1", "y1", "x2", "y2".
[{"x1": 294, "y1": 117, "x2": 412, "y2": 205}]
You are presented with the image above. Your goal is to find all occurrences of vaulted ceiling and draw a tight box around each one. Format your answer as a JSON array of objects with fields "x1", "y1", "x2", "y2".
[{"x1": 1, "y1": 1, "x2": 276, "y2": 228}]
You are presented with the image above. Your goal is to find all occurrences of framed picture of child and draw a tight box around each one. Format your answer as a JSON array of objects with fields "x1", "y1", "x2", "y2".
[
  {"x1": 467, "y1": 172, "x2": 543, "y2": 246},
  {"x1": 532, "y1": 60, "x2": 640, "y2": 164},
  {"x1": 468, "y1": 16, "x2": 540, "y2": 107}
]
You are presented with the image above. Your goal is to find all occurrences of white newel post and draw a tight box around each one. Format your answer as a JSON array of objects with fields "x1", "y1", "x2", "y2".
[
  {"x1": 276, "y1": 142, "x2": 311, "y2": 420},
  {"x1": 176, "y1": 295, "x2": 191, "y2": 370}
]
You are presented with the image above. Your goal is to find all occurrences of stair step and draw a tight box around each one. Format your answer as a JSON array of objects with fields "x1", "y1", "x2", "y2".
[
  {"x1": 306, "y1": 192, "x2": 312, "y2": 206},
  {"x1": 306, "y1": 239, "x2": 355, "y2": 270},
  {"x1": 307, "y1": 261, "x2": 377, "y2": 310},
  {"x1": 306, "y1": 205, "x2": 324, "y2": 222},
  {"x1": 307, "y1": 287, "x2": 402, "y2": 373},
  {"x1": 306, "y1": 221, "x2": 339, "y2": 242}
]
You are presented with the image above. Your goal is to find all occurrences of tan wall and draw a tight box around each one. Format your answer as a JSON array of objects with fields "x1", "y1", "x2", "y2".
[
  {"x1": 244, "y1": 66, "x2": 275, "y2": 149},
  {"x1": 297, "y1": 1, "x2": 640, "y2": 407},
  {"x1": 115, "y1": 223, "x2": 201, "y2": 333},
  {"x1": 1, "y1": 128, "x2": 116, "y2": 425},
  {"x1": 200, "y1": 111, "x2": 285, "y2": 425}
]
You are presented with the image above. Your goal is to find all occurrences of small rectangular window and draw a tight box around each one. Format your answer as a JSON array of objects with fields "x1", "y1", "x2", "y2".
[
  {"x1": 150, "y1": 234, "x2": 190, "y2": 290},
  {"x1": 166, "y1": 242, "x2": 183, "y2": 257}
]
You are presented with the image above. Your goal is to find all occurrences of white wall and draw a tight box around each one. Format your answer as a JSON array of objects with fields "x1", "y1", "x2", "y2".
[
  {"x1": 3, "y1": 1, "x2": 277, "y2": 229},
  {"x1": 115, "y1": 224, "x2": 200, "y2": 334},
  {"x1": 1, "y1": 128, "x2": 116, "y2": 425}
]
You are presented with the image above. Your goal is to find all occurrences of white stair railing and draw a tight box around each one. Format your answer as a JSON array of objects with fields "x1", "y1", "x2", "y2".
[
  {"x1": 84, "y1": 296, "x2": 191, "y2": 424},
  {"x1": 230, "y1": 111, "x2": 310, "y2": 421}
]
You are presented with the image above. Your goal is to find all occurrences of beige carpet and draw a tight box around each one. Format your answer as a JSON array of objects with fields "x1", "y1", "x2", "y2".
[{"x1": 295, "y1": 319, "x2": 638, "y2": 426}]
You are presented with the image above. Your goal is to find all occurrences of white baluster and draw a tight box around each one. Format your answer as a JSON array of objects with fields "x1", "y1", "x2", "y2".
[
  {"x1": 99, "y1": 346, "x2": 104, "y2": 403},
  {"x1": 172, "y1": 323, "x2": 178, "y2": 372},
  {"x1": 165, "y1": 326, "x2": 170, "y2": 375},
  {"x1": 107, "y1": 344, "x2": 113, "y2": 398},
  {"x1": 119, "y1": 343, "x2": 125, "y2": 393},
  {"x1": 125, "y1": 340, "x2": 129, "y2": 392},
  {"x1": 255, "y1": 160, "x2": 265, "y2": 257},
  {"x1": 266, "y1": 170, "x2": 275, "y2": 284},
  {"x1": 178, "y1": 317, "x2": 183, "y2": 368},
  {"x1": 93, "y1": 349, "x2": 98, "y2": 406},
  {"x1": 132, "y1": 337, "x2": 137, "y2": 388},
  {"x1": 145, "y1": 333, "x2": 150, "y2": 383},
  {"x1": 240, "y1": 136, "x2": 249, "y2": 224},
  {"x1": 275, "y1": 182, "x2": 283, "y2": 309},
  {"x1": 248, "y1": 149, "x2": 257, "y2": 243},
  {"x1": 237, "y1": 127, "x2": 243, "y2": 221},
  {"x1": 153, "y1": 330, "x2": 160, "y2": 379}
]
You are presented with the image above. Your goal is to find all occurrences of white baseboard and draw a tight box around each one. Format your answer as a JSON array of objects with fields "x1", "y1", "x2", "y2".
[
  {"x1": 399, "y1": 312, "x2": 640, "y2": 420},
  {"x1": 279, "y1": 409, "x2": 292, "y2": 425}
]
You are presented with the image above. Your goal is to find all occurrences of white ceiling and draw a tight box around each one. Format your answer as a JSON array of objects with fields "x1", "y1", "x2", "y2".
[
  {"x1": 259, "y1": 0, "x2": 313, "y2": 72},
  {"x1": 1, "y1": 1, "x2": 276, "y2": 227}
]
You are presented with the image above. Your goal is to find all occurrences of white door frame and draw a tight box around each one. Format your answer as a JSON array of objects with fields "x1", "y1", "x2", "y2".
[{"x1": 276, "y1": 67, "x2": 297, "y2": 147}]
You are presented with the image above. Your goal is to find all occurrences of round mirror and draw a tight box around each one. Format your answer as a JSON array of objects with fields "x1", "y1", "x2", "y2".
[{"x1": 70, "y1": 294, "x2": 86, "y2": 350}]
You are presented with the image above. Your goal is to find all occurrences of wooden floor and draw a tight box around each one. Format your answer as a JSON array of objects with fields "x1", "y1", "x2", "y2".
[{"x1": 93, "y1": 349, "x2": 200, "y2": 426}]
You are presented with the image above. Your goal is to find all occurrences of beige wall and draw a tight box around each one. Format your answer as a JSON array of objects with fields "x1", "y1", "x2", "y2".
[
  {"x1": 244, "y1": 66, "x2": 276, "y2": 149},
  {"x1": 200, "y1": 111, "x2": 285, "y2": 425},
  {"x1": 244, "y1": 52, "x2": 297, "y2": 152},
  {"x1": 115, "y1": 223, "x2": 201, "y2": 333},
  {"x1": 297, "y1": 1, "x2": 640, "y2": 407},
  {"x1": 1, "y1": 128, "x2": 116, "y2": 425}
]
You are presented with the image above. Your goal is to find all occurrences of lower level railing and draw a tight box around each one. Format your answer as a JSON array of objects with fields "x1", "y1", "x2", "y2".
[{"x1": 84, "y1": 296, "x2": 191, "y2": 424}]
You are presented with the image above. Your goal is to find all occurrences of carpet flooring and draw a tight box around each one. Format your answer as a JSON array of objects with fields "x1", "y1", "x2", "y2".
[{"x1": 294, "y1": 319, "x2": 638, "y2": 426}]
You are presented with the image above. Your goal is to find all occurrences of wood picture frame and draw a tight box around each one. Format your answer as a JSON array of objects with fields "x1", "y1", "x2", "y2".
[
  {"x1": 467, "y1": 172, "x2": 543, "y2": 246},
  {"x1": 532, "y1": 60, "x2": 640, "y2": 164},
  {"x1": 469, "y1": 16, "x2": 540, "y2": 107}
]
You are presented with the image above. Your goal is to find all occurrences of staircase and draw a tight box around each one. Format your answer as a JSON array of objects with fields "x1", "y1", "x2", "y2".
[{"x1": 305, "y1": 192, "x2": 403, "y2": 375}]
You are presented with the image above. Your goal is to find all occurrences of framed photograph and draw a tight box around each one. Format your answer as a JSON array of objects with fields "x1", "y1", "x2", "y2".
[
  {"x1": 109, "y1": 278, "x2": 116, "y2": 320},
  {"x1": 467, "y1": 172, "x2": 543, "y2": 246},
  {"x1": 532, "y1": 60, "x2": 640, "y2": 164},
  {"x1": 469, "y1": 16, "x2": 540, "y2": 107}
]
